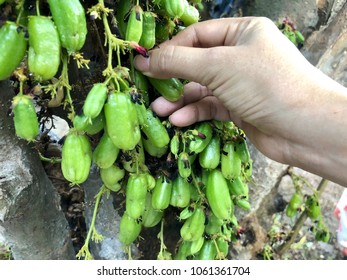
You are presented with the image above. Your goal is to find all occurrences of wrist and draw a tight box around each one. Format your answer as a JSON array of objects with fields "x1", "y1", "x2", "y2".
[{"x1": 284, "y1": 71, "x2": 347, "y2": 186}]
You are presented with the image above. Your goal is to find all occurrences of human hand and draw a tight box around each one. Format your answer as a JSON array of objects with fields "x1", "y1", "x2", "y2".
[{"x1": 134, "y1": 17, "x2": 347, "y2": 185}]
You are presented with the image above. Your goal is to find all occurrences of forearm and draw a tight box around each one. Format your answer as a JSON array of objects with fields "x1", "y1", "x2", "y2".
[{"x1": 285, "y1": 69, "x2": 347, "y2": 186}]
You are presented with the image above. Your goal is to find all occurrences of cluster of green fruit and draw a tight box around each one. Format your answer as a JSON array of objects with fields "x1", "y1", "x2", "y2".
[
  {"x1": 285, "y1": 191, "x2": 330, "y2": 243},
  {"x1": 1, "y1": 0, "x2": 254, "y2": 260}
]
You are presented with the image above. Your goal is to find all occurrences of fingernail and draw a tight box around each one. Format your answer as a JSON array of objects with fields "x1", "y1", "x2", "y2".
[{"x1": 134, "y1": 55, "x2": 150, "y2": 73}]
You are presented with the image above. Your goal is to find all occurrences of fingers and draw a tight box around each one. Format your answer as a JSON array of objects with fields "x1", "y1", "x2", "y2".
[
  {"x1": 160, "y1": 17, "x2": 258, "y2": 48},
  {"x1": 165, "y1": 95, "x2": 236, "y2": 127},
  {"x1": 151, "y1": 82, "x2": 213, "y2": 117},
  {"x1": 134, "y1": 45, "x2": 227, "y2": 81},
  {"x1": 133, "y1": 17, "x2": 258, "y2": 80}
]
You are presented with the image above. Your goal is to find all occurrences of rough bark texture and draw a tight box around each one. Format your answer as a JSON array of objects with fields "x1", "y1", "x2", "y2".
[{"x1": 0, "y1": 81, "x2": 75, "y2": 260}]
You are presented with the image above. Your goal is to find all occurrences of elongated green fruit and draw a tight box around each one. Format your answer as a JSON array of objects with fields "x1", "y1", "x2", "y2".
[
  {"x1": 115, "y1": 0, "x2": 131, "y2": 38},
  {"x1": 221, "y1": 141, "x2": 241, "y2": 180},
  {"x1": 104, "y1": 92, "x2": 141, "y2": 150},
  {"x1": 170, "y1": 175, "x2": 191, "y2": 208},
  {"x1": 188, "y1": 122, "x2": 212, "y2": 154},
  {"x1": 73, "y1": 111, "x2": 105, "y2": 135},
  {"x1": 180, "y1": 207, "x2": 205, "y2": 241},
  {"x1": 119, "y1": 212, "x2": 142, "y2": 245},
  {"x1": 170, "y1": 134, "x2": 180, "y2": 158},
  {"x1": 199, "y1": 134, "x2": 220, "y2": 169},
  {"x1": 12, "y1": 95, "x2": 39, "y2": 142},
  {"x1": 100, "y1": 165, "x2": 125, "y2": 189},
  {"x1": 126, "y1": 173, "x2": 148, "y2": 219},
  {"x1": 205, "y1": 212, "x2": 223, "y2": 235},
  {"x1": 142, "y1": 134, "x2": 168, "y2": 157},
  {"x1": 0, "y1": 21, "x2": 27, "y2": 80},
  {"x1": 288, "y1": 192, "x2": 302, "y2": 210},
  {"x1": 164, "y1": 0, "x2": 186, "y2": 18},
  {"x1": 178, "y1": 152, "x2": 191, "y2": 179},
  {"x1": 139, "y1": 11, "x2": 156, "y2": 49},
  {"x1": 235, "y1": 137, "x2": 251, "y2": 163},
  {"x1": 142, "y1": 192, "x2": 163, "y2": 228},
  {"x1": 141, "y1": 109, "x2": 170, "y2": 148},
  {"x1": 92, "y1": 131, "x2": 120, "y2": 169},
  {"x1": 206, "y1": 169, "x2": 233, "y2": 220},
  {"x1": 125, "y1": 5, "x2": 143, "y2": 43},
  {"x1": 180, "y1": 3, "x2": 200, "y2": 26},
  {"x1": 61, "y1": 131, "x2": 92, "y2": 185},
  {"x1": 47, "y1": 0, "x2": 87, "y2": 53},
  {"x1": 148, "y1": 77, "x2": 184, "y2": 102},
  {"x1": 152, "y1": 175, "x2": 172, "y2": 210},
  {"x1": 83, "y1": 83, "x2": 108, "y2": 121},
  {"x1": 196, "y1": 239, "x2": 217, "y2": 260},
  {"x1": 28, "y1": 16, "x2": 61, "y2": 81},
  {"x1": 228, "y1": 176, "x2": 248, "y2": 197}
]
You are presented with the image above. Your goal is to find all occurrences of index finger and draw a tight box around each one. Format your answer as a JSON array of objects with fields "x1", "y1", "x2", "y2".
[{"x1": 159, "y1": 17, "x2": 257, "y2": 48}]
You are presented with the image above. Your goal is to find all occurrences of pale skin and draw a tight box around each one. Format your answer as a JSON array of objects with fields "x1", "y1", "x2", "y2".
[{"x1": 134, "y1": 17, "x2": 347, "y2": 187}]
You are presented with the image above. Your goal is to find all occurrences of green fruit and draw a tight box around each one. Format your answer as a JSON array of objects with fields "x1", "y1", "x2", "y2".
[
  {"x1": 73, "y1": 112, "x2": 105, "y2": 135},
  {"x1": 205, "y1": 212, "x2": 223, "y2": 235},
  {"x1": 115, "y1": 0, "x2": 131, "y2": 38},
  {"x1": 152, "y1": 175, "x2": 172, "y2": 210},
  {"x1": 47, "y1": 0, "x2": 87, "y2": 53},
  {"x1": 61, "y1": 131, "x2": 92, "y2": 185},
  {"x1": 228, "y1": 176, "x2": 248, "y2": 197},
  {"x1": 178, "y1": 152, "x2": 191, "y2": 179},
  {"x1": 199, "y1": 134, "x2": 220, "y2": 169},
  {"x1": 180, "y1": 3, "x2": 200, "y2": 26},
  {"x1": 234, "y1": 196, "x2": 251, "y2": 211},
  {"x1": 142, "y1": 192, "x2": 163, "y2": 228},
  {"x1": 196, "y1": 239, "x2": 217, "y2": 260},
  {"x1": 92, "y1": 131, "x2": 120, "y2": 169},
  {"x1": 285, "y1": 206, "x2": 297, "y2": 218},
  {"x1": 180, "y1": 206, "x2": 205, "y2": 241},
  {"x1": 0, "y1": 21, "x2": 27, "y2": 80},
  {"x1": 305, "y1": 195, "x2": 321, "y2": 220},
  {"x1": 27, "y1": 16, "x2": 61, "y2": 81},
  {"x1": 141, "y1": 109, "x2": 170, "y2": 148},
  {"x1": 100, "y1": 165, "x2": 125, "y2": 189},
  {"x1": 288, "y1": 192, "x2": 302, "y2": 210},
  {"x1": 216, "y1": 237, "x2": 229, "y2": 259},
  {"x1": 12, "y1": 95, "x2": 39, "y2": 142},
  {"x1": 126, "y1": 174, "x2": 148, "y2": 219},
  {"x1": 83, "y1": 83, "x2": 108, "y2": 121},
  {"x1": 139, "y1": 11, "x2": 156, "y2": 49},
  {"x1": 188, "y1": 122, "x2": 213, "y2": 154},
  {"x1": 164, "y1": 0, "x2": 186, "y2": 18},
  {"x1": 119, "y1": 212, "x2": 142, "y2": 245},
  {"x1": 235, "y1": 136, "x2": 251, "y2": 163},
  {"x1": 148, "y1": 77, "x2": 184, "y2": 102},
  {"x1": 104, "y1": 92, "x2": 141, "y2": 150},
  {"x1": 125, "y1": 5, "x2": 143, "y2": 43},
  {"x1": 221, "y1": 141, "x2": 241, "y2": 180},
  {"x1": 170, "y1": 175, "x2": 191, "y2": 208},
  {"x1": 142, "y1": 134, "x2": 168, "y2": 157},
  {"x1": 206, "y1": 169, "x2": 233, "y2": 220}
]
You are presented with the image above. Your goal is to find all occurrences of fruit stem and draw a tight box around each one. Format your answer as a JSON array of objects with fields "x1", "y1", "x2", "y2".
[{"x1": 76, "y1": 185, "x2": 106, "y2": 259}]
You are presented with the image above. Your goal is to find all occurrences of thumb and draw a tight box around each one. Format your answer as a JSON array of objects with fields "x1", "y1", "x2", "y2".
[{"x1": 134, "y1": 45, "x2": 227, "y2": 85}]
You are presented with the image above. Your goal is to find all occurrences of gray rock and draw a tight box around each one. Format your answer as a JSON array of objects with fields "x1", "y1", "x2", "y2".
[
  {"x1": 82, "y1": 165, "x2": 140, "y2": 260},
  {"x1": 0, "y1": 81, "x2": 75, "y2": 259},
  {"x1": 243, "y1": 0, "x2": 319, "y2": 31}
]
